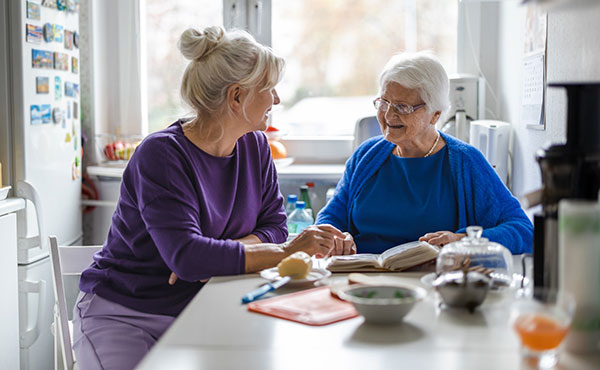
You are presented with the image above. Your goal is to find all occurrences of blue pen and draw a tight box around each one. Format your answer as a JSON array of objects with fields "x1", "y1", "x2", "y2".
[{"x1": 241, "y1": 275, "x2": 292, "y2": 304}]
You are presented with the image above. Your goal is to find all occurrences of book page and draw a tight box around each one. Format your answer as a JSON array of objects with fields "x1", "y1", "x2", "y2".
[
  {"x1": 326, "y1": 254, "x2": 381, "y2": 271},
  {"x1": 379, "y1": 241, "x2": 439, "y2": 271}
]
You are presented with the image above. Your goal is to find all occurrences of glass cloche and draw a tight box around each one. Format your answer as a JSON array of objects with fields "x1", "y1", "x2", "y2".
[{"x1": 436, "y1": 226, "x2": 514, "y2": 289}]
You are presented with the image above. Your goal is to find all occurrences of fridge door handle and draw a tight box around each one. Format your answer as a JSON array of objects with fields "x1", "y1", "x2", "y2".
[
  {"x1": 18, "y1": 235, "x2": 42, "y2": 251},
  {"x1": 16, "y1": 181, "x2": 46, "y2": 252},
  {"x1": 19, "y1": 278, "x2": 48, "y2": 348}
]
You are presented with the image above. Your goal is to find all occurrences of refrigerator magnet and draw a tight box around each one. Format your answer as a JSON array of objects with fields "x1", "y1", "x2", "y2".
[
  {"x1": 72, "y1": 161, "x2": 77, "y2": 180},
  {"x1": 73, "y1": 31, "x2": 79, "y2": 48},
  {"x1": 32, "y1": 49, "x2": 53, "y2": 69},
  {"x1": 54, "y1": 52, "x2": 68, "y2": 71},
  {"x1": 73, "y1": 101, "x2": 78, "y2": 119},
  {"x1": 71, "y1": 57, "x2": 78, "y2": 74},
  {"x1": 53, "y1": 24, "x2": 64, "y2": 43},
  {"x1": 26, "y1": 24, "x2": 42, "y2": 44},
  {"x1": 67, "y1": 0, "x2": 79, "y2": 14},
  {"x1": 64, "y1": 82, "x2": 78, "y2": 98},
  {"x1": 36, "y1": 77, "x2": 49, "y2": 94},
  {"x1": 67, "y1": 101, "x2": 71, "y2": 119},
  {"x1": 42, "y1": 0, "x2": 57, "y2": 9},
  {"x1": 27, "y1": 1, "x2": 41, "y2": 20},
  {"x1": 52, "y1": 107, "x2": 63, "y2": 124},
  {"x1": 57, "y1": 0, "x2": 66, "y2": 11},
  {"x1": 64, "y1": 30, "x2": 73, "y2": 49},
  {"x1": 55, "y1": 76, "x2": 62, "y2": 100},
  {"x1": 31, "y1": 104, "x2": 51, "y2": 125},
  {"x1": 65, "y1": 133, "x2": 71, "y2": 143},
  {"x1": 43, "y1": 23, "x2": 54, "y2": 42}
]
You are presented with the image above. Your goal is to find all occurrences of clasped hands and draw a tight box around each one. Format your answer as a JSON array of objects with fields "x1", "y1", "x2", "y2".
[{"x1": 168, "y1": 224, "x2": 356, "y2": 285}]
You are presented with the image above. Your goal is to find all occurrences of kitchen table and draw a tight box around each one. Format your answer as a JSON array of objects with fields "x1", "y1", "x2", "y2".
[{"x1": 136, "y1": 264, "x2": 600, "y2": 370}]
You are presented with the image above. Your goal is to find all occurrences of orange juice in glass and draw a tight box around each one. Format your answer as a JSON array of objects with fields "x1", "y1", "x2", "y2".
[{"x1": 511, "y1": 289, "x2": 575, "y2": 369}]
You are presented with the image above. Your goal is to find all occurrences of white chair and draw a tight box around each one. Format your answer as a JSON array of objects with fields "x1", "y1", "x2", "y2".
[
  {"x1": 352, "y1": 115, "x2": 381, "y2": 150},
  {"x1": 48, "y1": 235, "x2": 101, "y2": 370}
]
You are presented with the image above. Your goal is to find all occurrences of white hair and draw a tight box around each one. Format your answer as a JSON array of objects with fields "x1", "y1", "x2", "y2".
[
  {"x1": 178, "y1": 26, "x2": 285, "y2": 135},
  {"x1": 378, "y1": 51, "x2": 449, "y2": 114}
]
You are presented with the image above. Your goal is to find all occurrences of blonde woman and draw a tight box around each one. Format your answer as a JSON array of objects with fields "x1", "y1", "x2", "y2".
[{"x1": 73, "y1": 26, "x2": 350, "y2": 370}]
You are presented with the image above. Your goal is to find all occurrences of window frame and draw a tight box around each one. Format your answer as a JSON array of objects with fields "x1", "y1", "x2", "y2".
[{"x1": 90, "y1": 0, "x2": 461, "y2": 165}]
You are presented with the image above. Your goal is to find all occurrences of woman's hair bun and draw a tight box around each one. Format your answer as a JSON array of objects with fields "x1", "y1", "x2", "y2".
[{"x1": 178, "y1": 26, "x2": 225, "y2": 61}]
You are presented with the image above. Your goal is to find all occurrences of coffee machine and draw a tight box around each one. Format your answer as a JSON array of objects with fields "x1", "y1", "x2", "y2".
[
  {"x1": 441, "y1": 74, "x2": 486, "y2": 142},
  {"x1": 534, "y1": 83, "x2": 600, "y2": 290}
]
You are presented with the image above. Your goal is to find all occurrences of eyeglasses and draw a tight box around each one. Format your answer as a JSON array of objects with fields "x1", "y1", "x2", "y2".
[{"x1": 373, "y1": 98, "x2": 426, "y2": 115}]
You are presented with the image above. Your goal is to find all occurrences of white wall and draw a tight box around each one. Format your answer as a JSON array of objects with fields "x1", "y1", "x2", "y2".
[
  {"x1": 458, "y1": 1, "x2": 600, "y2": 196},
  {"x1": 478, "y1": 2, "x2": 600, "y2": 198}
]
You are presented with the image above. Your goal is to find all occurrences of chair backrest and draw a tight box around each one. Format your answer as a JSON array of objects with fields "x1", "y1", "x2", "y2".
[
  {"x1": 48, "y1": 235, "x2": 101, "y2": 370},
  {"x1": 353, "y1": 116, "x2": 381, "y2": 150}
]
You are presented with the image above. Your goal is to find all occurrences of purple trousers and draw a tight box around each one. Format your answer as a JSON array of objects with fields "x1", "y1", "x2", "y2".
[{"x1": 72, "y1": 292, "x2": 175, "y2": 370}]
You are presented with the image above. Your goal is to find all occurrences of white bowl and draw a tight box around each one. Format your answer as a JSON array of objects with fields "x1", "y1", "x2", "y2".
[{"x1": 339, "y1": 285, "x2": 426, "y2": 324}]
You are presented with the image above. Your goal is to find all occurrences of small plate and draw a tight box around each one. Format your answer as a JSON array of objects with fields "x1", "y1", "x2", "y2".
[
  {"x1": 260, "y1": 267, "x2": 331, "y2": 287},
  {"x1": 274, "y1": 157, "x2": 294, "y2": 169},
  {"x1": 0, "y1": 186, "x2": 11, "y2": 200},
  {"x1": 420, "y1": 272, "x2": 529, "y2": 291}
]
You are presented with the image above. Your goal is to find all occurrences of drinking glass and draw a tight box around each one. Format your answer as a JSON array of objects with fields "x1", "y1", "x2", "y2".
[{"x1": 511, "y1": 288, "x2": 576, "y2": 369}]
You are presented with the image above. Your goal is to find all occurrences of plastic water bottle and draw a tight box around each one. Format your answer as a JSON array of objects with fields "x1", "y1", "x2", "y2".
[
  {"x1": 285, "y1": 194, "x2": 298, "y2": 215},
  {"x1": 287, "y1": 201, "x2": 313, "y2": 234},
  {"x1": 299, "y1": 185, "x2": 313, "y2": 218}
]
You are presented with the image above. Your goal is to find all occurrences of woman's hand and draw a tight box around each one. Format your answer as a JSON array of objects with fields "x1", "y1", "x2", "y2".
[
  {"x1": 284, "y1": 224, "x2": 347, "y2": 258},
  {"x1": 328, "y1": 232, "x2": 356, "y2": 256},
  {"x1": 419, "y1": 231, "x2": 466, "y2": 247}
]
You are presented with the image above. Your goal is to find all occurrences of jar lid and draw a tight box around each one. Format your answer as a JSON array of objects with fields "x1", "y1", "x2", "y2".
[{"x1": 435, "y1": 226, "x2": 513, "y2": 286}]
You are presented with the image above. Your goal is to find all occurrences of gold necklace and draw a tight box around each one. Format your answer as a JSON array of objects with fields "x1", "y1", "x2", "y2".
[{"x1": 395, "y1": 131, "x2": 441, "y2": 158}]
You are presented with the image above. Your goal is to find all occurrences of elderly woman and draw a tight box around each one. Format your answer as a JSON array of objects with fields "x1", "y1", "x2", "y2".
[
  {"x1": 73, "y1": 26, "x2": 349, "y2": 370},
  {"x1": 317, "y1": 52, "x2": 532, "y2": 255}
]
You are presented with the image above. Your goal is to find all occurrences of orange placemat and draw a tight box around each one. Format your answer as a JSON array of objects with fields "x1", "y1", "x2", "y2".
[{"x1": 247, "y1": 286, "x2": 359, "y2": 326}]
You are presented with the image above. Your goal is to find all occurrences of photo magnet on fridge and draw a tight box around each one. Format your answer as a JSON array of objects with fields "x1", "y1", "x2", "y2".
[
  {"x1": 32, "y1": 49, "x2": 53, "y2": 69},
  {"x1": 53, "y1": 24, "x2": 64, "y2": 43},
  {"x1": 57, "y1": 0, "x2": 66, "y2": 11},
  {"x1": 36, "y1": 76, "x2": 49, "y2": 94},
  {"x1": 55, "y1": 76, "x2": 62, "y2": 100},
  {"x1": 43, "y1": 23, "x2": 54, "y2": 42},
  {"x1": 31, "y1": 104, "x2": 52, "y2": 125},
  {"x1": 67, "y1": 0, "x2": 79, "y2": 14},
  {"x1": 64, "y1": 82, "x2": 79, "y2": 98},
  {"x1": 26, "y1": 24, "x2": 43, "y2": 44},
  {"x1": 42, "y1": 0, "x2": 57, "y2": 9},
  {"x1": 71, "y1": 57, "x2": 78, "y2": 74},
  {"x1": 54, "y1": 52, "x2": 69, "y2": 71},
  {"x1": 27, "y1": 1, "x2": 41, "y2": 20},
  {"x1": 64, "y1": 30, "x2": 73, "y2": 49},
  {"x1": 73, "y1": 31, "x2": 79, "y2": 48}
]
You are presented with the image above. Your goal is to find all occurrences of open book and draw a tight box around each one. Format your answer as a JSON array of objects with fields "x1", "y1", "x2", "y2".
[{"x1": 326, "y1": 241, "x2": 440, "y2": 272}]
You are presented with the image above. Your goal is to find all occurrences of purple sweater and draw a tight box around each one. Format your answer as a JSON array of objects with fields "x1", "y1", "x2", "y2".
[{"x1": 80, "y1": 121, "x2": 287, "y2": 316}]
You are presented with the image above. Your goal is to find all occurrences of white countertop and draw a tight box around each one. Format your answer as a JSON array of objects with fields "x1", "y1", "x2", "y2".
[
  {"x1": 87, "y1": 163, "x2": 345, "y2": 181},
  {"x1": 135, "y1": 268, "x2": 600, "y2": 370},
  {"x1": 0, "y1": 198, "x2": 25, "y2": 216}
]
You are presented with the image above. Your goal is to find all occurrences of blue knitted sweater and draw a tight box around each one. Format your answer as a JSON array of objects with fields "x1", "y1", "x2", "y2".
[{"x1": 316, "y1": 132, "x2": 533, "y2": 254}]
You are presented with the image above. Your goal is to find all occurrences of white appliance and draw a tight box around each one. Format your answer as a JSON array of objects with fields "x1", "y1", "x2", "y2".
[
  {"x1": 0, "y1": 2, "x2": 82, "y2": 369},
  {"x1": 469, "y1": 120, "x2": 511, "y2": 185},
  {"x1": 441, "y1": 73, "x2": 486, "y2": 142}
]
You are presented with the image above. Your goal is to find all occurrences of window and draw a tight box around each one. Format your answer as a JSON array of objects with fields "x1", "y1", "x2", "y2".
[
  {"x1": 270, "y1": 0, "x2": 458, "y2": 137},
  {"x1": 144, "y1": 0, "x2": 223, "y2": 133},
  {"x1": 142, "y1": 0, "x2": 457, "y2": 141}
]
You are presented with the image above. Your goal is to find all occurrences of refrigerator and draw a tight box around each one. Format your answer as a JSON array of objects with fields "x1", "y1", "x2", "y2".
[{"x1": 1, "y1": 1, "x2": 83, "y2": 369}]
